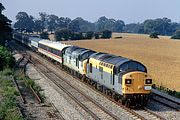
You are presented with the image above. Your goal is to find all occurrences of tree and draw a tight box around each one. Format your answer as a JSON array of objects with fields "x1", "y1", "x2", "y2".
[
  {"x1": 68, "y1": 17, "x2": 81, "y2": 32},
  {"x1": 143, "y1": 18, "x2": 172, "y2": 35},
  {"x1": 57, "y1": 17, "x2": 71, "y2": 29},
  {"x1": 68, "y1": 17, "x2": 95, "y2": 32},
  {"x1": 101, "y1": 30, "x2": 112, "y2": 39},
  {"x1": 123, "y1": 23, "x2": 144, "y2": 33},
  {"x1": 14, "y1": 12, "x2": 34, "y2": 33},
  {"x1": 171, "y1": 30, "x2": 180, "y2": 39},
  {"x1": 0, "y1": 3, "x2": 5, "y2": 14},
  {"x1": 113, "y1": 20, "x2": 125, "y2": 32},
  {"x1": 55, "y1": 28, "x2": 72, "y2": 41},
  {"x1": 34, "y1": 19, "x2": 44, "y2": 34},
  {"x1": 39, "y1": 12, "x2": 48, "y2": 29},
  {"x1": 47, "y1": 14, "x2": 59, "y2": 33},
  {"x1": 0, "y1": 3, "x2": 12, "y2": 45},
  {"x1": 96, "y1": 16, "x2": 108, "y2": 31}
]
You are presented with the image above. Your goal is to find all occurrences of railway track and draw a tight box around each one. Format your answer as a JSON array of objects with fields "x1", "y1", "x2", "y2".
[
  {"x1": 28, "y1": 51, "x2": 166, "y2": 120},
  {"x1": 30, "y1": 56, "x2": 120, "y2": 120},
  {"x1": 151, "y1": 91, "x2": 180, "y2": 111},
  {"x1": 13, "y1": 55, "x2": 41, "y2": 104},
  {"x1": 11, "y1": 41, "x2": 171, "y2": 120}
]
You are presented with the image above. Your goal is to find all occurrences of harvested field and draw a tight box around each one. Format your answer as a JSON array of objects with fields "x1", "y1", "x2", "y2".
[{"x1": 63, "y1": 33, "x2": 180, "y2": 91}]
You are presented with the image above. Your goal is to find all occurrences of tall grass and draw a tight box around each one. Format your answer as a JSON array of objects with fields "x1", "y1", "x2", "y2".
[{"x1": 0, "y1": 69, "x2": 23, "y2": 120}]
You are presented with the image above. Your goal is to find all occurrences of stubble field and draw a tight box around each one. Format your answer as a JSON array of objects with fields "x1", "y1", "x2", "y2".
[{"x1": 63, "y1": 33, "x2": 180, "y2": 91}]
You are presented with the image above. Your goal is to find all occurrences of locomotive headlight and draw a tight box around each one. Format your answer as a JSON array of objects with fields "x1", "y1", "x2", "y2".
[
  {"x1": 145, "y1": 79, "x2": 152, "y2": 84},
  {"x1": 125, "y1": 79, "x2": 132, "y2": 84}
]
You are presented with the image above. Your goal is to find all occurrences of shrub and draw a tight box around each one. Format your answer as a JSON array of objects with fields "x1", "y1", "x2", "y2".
[
  {"x1": 149, "y1": 32, "x2": 159, "y2": 38},
  {"x1": 84, "y1": 31, "x2": 94, "y2": 39},
  {"x1": 55, "y1": 28, "x2": 72, "y2": 41},
  {"x1": 171, "y1": 30, "x2": 180, "y2": 39},
  {"x1": 94, "y1": 33, "x2": 100, "y2": 39},
  {"x1": 114, "y1": 36, "x2": 123, "y2": 39},
  {"x1": 0, "y1": 46, "x2": 15, "y2": 70},
  {"x1": 40, "y1": 32, "x2": 49, "y2": 39},
  {"x1": 71, "y1": 32, "x2": 83, "y2": 40},
  {"x1": 101, "y1": 30, "x2": 112, "y2": 39}
]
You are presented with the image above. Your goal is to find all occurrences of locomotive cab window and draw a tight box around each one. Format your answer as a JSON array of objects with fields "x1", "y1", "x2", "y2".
[{"x1": 119, "y1": 61, "x2": 146, "y2": 72}]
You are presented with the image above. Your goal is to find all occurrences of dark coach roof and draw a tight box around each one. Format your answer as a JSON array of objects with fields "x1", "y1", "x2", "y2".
[{"x1": 29, "y1": 37, "x2": 42, "y2": 42}]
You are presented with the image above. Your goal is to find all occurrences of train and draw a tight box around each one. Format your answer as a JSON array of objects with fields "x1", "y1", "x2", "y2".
[{"x1": 13, "y1": 32, "x2": 153, "y2": 107}]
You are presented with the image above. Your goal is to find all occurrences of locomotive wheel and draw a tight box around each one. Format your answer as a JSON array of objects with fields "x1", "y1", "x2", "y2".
[
  {"x1": 125, "y1": 99, "x2": 131, "y2": 107},
  {"x1": 122, "y1": 99, "x2": 126, "y2": 105}
]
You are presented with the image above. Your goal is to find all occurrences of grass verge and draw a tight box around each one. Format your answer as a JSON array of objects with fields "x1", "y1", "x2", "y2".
[
  {"x1": 0, "y1": 68, "x2": 23, "y2": 120},
  {"x1": 14, "y1": 70, "x2": 45, "y2": 103}
]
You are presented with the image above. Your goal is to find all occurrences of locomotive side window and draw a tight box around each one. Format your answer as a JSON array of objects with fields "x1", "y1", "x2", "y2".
[
  {"x1": 99, "y1": 67, "x2": 103, "y2": 79},
  {"x1": 90, "y1": 63, "x2": 92, "y2": 73}
]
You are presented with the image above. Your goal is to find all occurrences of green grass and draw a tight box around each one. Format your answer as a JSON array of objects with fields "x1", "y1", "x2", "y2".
[
  {"x1": 153, "y1": 84, "x2": 180, "y2": 99},
  {"x1": 0, "y1": 69, "x2": 23, "y2": 120}
]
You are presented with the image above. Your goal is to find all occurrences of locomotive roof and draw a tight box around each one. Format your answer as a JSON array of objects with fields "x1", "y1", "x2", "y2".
[
  {"x1": 72, "y1": 48, "x2": 86, "y2": 55},
  {"x1": 39, "y1": 40, "x2": 71, "y2": 51},
  {"x1": 65, "y1": 46, "x2": 80, "y2": 54},
  {"x1": 90, "y1": 52, "x2": 141, "y2": 68},
  {"x1": 72, "y1": 48, "x2": 96, "y2": 57}
]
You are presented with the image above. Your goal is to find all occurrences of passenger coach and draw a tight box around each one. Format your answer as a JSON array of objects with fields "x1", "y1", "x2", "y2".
[{"x1": 38, "y1": 40, "x2": 70, "y2": 64}]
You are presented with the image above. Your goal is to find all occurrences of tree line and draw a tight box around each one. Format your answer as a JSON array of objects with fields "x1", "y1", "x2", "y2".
[
  {"x1": 0, "y1": 3, "x2": 15, "y2": 70},
  {"x1": 14, "y1": 12, "x2": 180, "y2": 40},
  {"x1": 0, "y1": 3, "x2": 12, "y2": 45}
]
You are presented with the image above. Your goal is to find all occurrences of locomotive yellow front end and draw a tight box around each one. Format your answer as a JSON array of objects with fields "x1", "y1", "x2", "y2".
[{"x1": 122, "y1": 71, "x2": 152, "y2": 106}]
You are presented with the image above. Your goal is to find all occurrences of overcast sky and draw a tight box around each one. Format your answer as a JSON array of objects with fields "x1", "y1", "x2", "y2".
[{"x1": 1, "y1": 0, "x2": 180, "y2": 24}]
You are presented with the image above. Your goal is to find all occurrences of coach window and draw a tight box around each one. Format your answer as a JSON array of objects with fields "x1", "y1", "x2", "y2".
[{"x1": 90, "y1": 63, "x2": 92, "y2": 73}]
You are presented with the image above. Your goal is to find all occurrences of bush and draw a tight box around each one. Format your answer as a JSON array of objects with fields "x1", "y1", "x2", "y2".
[
  {"x1": 40, "y1": 32, "x2": 49, "y2": 39},
  {"x1": 153, "y1": 84, "x2": 180, "y2": 99},
  {"x1": 171, "y1": 30, "x2": 180, "y2": 39},
  {"x1": 1, "y1": 68, "x2": 13, "y2": 76},
  {"x1": 94, "y1": 33, "x2": 100, "y2": 39},
  {"x1": 71, "y1": 32, "x2": 83, "y2": 40},
  {"x1": 149, "y1": 32, "x2": 159, "y2": 38},
  {"x1": 114, "y1": 36, "x2": 123, "y2": 39},
  {"x1": 101, "y1": 30, "x2": 112, "y2": 39},
  {"x1": 55, "y1": 28, "x2": 72, "y2": 41},
  {"x1": 84, "y1": 31, "x2": 94, "y2": 39},
  {"x1": 0, "y1": 46, "x2": 15, "y2": 70}
]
